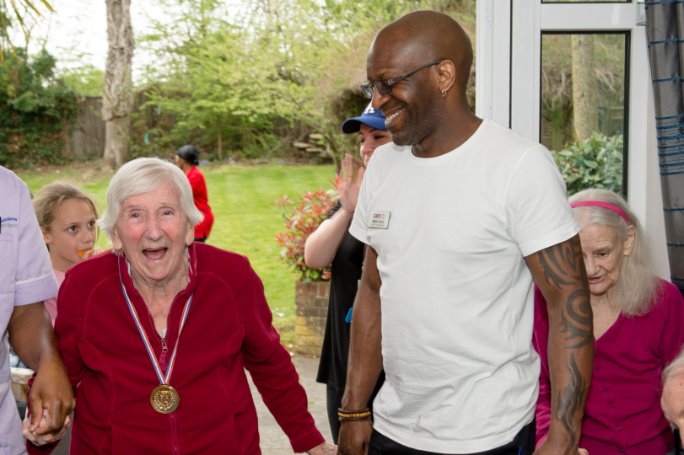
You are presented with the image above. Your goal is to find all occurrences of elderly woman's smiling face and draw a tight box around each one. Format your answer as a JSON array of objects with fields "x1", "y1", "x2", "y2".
[{"x1": 112, "y1": 180, "x2": 194, "y2": 286}]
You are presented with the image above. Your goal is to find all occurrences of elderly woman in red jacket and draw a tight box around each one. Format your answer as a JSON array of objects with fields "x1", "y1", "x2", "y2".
[
  {"x1": 29, "y1": 157, "x2": 335, "y2": 454},
  {"x1": 175, "y1": 144, "x2": 214, "y2": 242}
]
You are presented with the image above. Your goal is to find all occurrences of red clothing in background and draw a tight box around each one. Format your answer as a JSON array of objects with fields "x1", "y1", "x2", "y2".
[
  {"x1": 43, "y1": 244, "x2": 323, "y2": 454},
  {"x1": 533, "y1": 280, "x2": 684, "y2": 455},
  {"x1": 186, "y1": 166, "x2": 214, "y2": 240}
]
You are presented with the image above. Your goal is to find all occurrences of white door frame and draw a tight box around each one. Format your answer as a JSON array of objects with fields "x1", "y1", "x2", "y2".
[{"x1": 475, "y1": 0, "x2": 669, "y2": 278}]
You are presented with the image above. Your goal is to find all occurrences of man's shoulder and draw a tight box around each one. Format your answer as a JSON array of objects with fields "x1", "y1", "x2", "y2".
[
  {"x1": 478, "y1": 118, "x2": 545, "y2": 152},
  {"x1": 0, "y1": 166, "x2": 28, "y2": 195}
]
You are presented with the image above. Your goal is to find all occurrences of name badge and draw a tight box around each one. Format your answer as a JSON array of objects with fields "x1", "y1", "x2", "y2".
[{"x1": 370, "y1": 211, "x2": 391, "y2": 229}]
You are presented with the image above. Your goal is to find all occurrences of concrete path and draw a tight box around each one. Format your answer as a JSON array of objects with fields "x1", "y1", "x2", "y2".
[{"x1": 249, "y1": 354, "x2": 333, "y2": 454}]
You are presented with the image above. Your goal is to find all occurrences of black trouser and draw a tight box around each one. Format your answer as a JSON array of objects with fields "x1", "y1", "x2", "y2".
[
  {"x1": 368, "y1": 420, "x2": 536, "y2": 455},
  {"x1": 325, "y1": 385, "x2": 343, "y2": 444}
]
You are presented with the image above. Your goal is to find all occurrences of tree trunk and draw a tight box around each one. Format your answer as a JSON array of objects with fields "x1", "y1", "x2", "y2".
[
  {"x1": 216, "y1": 118, "x2": 223, "y2": 160},
  {"x1": 102, "y1": 0, "x2": 134, "y2": 169},
  {"x1": 571, "y1": 34, "x2": 598, "y2": 142}
]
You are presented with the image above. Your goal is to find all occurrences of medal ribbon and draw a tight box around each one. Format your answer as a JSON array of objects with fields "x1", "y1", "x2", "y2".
[{"x1": 118, "y1": 264, "x2": 192, "y2": 386}]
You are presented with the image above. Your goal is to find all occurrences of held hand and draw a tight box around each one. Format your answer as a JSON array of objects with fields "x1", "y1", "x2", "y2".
[
  {"x1": 307, "y1": 442, "x2": 337, "y2": 454},
  {"x1": 28, "y1": 358, "x2": 74, "y2": 437},
  {"x1": 338, "y1": 420, "x2": 373, "y2": 455},
  {"x1": 337, "y1": 154, "x2": 364, "y2": 214},
  {"x1": 23, "y1": 410, "x2": 70, "y2": 446}
]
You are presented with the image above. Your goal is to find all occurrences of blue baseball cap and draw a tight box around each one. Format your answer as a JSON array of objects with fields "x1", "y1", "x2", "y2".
[{"x1": 341, "y1": 103, "x2": 387, "y2": 134}]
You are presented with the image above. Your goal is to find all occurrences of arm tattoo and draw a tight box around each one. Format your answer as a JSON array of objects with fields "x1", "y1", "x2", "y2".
[
  {"x1": 555, "y1": 354, "x2": 587, "y2": 452},
  {"x1": 533, "y1": 238, "x2": 593, "y2": 451},
  {"x1": 537, "y1": 240, "x2": 583, "y2": 288},
  {"x1": 560, "y1": 289, "x2": 592, "y2": 349},
  {"x1": 539, "y1": 240, "x2": 593, "y2": 349}
]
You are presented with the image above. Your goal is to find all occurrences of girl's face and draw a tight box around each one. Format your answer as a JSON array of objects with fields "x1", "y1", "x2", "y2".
[
  {"x1": 44, "y1": 198, "x2": 98, "y2": 273},
  {"x1": 359, "y1": 124, "x2": 392, "y2": 166}
]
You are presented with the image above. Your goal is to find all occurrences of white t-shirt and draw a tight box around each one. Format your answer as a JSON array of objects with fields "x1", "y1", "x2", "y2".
[{"x1": 349, "y1": 119, "x2": 579, "y2": 453}]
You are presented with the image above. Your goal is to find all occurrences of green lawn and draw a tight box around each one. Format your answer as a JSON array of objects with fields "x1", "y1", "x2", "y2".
[{"x1": 17, "y1": 161, "x2": 335, "y2": 348}]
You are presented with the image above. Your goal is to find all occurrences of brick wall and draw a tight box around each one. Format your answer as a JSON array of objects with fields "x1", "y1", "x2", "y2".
[{"x1": 294, "y1": 281, "x2": 330, "y2": 356}]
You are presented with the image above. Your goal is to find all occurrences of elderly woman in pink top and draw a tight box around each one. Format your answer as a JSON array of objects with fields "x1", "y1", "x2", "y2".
[{"x1": 533, "y1": 188, "x2": 684, "y2": 454}]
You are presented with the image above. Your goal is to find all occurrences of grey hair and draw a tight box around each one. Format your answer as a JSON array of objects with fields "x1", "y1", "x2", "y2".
[
  {"x1": 98, "y1": 157, "x2": 203, "y2": 240},
  {"x1": 664, "y1": 346, "x2": 684, "y2": 383},
  {"x1": 569, "y1": 188, "x2": 659, "y2": 315}
]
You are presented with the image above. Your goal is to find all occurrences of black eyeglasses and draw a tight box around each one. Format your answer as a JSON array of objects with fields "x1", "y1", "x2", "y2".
[{"x1": 360, "y1": 59, "x2": 442, "y2": 99}]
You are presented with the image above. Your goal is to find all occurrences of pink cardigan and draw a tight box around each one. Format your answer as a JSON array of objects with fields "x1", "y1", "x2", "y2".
[
  {"x1": 42, "y1": 269, "x2": 64, "y2": 326},
  {"x1": 533, "y1": 280, "x2": 684, "y2": 454}
]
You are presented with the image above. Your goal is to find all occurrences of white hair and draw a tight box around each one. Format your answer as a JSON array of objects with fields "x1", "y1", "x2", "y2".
[
  {"x1": 99, "y1": 157, "x2": 203, "y2": 240},
  {"x1": 664, "y1": 347, "x2": 684, "y2": 383},
  {"x1": 569, "y1": 188, "x2": 659, "y2": 315}
]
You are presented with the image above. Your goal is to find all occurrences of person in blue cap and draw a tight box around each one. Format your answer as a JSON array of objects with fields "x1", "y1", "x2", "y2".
[{"x1": 304, "y1": 102, "x2": 391, "y2": 442}]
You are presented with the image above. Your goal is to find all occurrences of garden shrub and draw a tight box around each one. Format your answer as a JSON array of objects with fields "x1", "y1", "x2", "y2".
[
  {"x1": 552, "y1": 132, "x2": 623, "y2": 196},
  {"x1": 274, "y1": 189, "x2": 336, "y2": 282},
  {"x1": 0, "y1": 48, "x2": 78, "y2": 167}
]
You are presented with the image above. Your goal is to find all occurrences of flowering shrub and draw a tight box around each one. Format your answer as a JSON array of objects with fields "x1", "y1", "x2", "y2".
[{"x1": 274, "y1": 188, "x2": 337, "y2": 282}]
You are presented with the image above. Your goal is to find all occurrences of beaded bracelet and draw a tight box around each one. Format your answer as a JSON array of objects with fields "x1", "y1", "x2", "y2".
[{"x1": 337, "y1": 407, "x2": 372, "y2": 422}]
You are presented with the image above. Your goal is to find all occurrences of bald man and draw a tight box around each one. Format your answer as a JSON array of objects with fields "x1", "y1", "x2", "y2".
[{"x1": 339, "y1": 11, "x2": 593, "y2": 455}]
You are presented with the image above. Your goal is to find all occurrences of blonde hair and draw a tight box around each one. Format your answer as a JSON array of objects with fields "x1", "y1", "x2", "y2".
[
  {"x1": 99, "y1": 157, "x2": 203, "y2": 240},
  {"x1": 569, "y1": 188, "x2": 660, "y2": 315},
  {"x1": 33, "y1": 182, "x2": 98, "y2": 233}
]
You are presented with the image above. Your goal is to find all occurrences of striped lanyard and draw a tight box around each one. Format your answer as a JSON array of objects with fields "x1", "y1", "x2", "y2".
[{"x1": 118, "y1": 262, "x2": 192, "y2": 386}]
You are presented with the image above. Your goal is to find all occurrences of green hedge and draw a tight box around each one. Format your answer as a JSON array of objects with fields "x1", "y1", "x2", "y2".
[
  {"x1": 0, "y1": 48, "x2": 78, "y2": 167},
  {"x1": 553, "y1": 132, "x2": 623, "y2": 196}
]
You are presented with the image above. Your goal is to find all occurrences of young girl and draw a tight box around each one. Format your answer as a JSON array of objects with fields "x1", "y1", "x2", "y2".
[
  {"x1": 32, "y1": 182, "x2": 99, "y2": 325},
  {"x1": 17, "y1": 183, "x2": 98, "y2": 448}
]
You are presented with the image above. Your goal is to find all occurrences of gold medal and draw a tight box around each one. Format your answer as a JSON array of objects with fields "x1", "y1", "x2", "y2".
[
  {"x1": 119, "y1": 266, "x2": 193, "y2": 417},
  {"x1": 150, "y1": 384, "x2": 180, "y2": 414}
]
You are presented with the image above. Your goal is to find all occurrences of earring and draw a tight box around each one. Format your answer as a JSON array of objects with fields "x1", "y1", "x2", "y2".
[{"x1": 441, "y1": 90, "x2": 447, "y2": 98}]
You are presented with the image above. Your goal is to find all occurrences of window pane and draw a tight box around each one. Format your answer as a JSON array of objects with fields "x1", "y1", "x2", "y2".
[{"x1": 540, "y1": 33, "x2": 627, "y2": 195}]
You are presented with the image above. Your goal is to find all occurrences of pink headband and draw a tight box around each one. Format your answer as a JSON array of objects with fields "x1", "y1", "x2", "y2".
[{"x1": 570, "y1": 200, "x2": 630, "y2": 223}]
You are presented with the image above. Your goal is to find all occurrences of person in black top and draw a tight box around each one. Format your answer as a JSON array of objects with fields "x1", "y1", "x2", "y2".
[{"x1": 304, "y1": 103, "x2": 391, "y2": 442}]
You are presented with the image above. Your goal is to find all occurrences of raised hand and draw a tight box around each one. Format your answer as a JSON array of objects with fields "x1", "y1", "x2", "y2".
[{"x1": 337, "y1": 154, "x2": 365, "y2": 214}]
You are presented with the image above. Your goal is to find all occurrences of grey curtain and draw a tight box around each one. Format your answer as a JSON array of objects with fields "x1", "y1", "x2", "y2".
[{"x1": 645, "y1": 2, "x2": 684, "y2": 294}]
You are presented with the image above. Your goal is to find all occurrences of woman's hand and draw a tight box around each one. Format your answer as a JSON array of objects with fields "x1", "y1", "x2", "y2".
[
  {"x1": 307, "y1": 441, "x2": 337, "y2": 454},
  {"x1": 23, "y1": 409, "x2": 70, "y2": 446},
  {"x1": 337, "y1": 154, "x2": 365, "y2": 214}
]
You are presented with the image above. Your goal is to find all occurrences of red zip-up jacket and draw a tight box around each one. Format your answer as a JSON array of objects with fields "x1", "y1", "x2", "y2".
[{"x1": 30, "y1": 243, "x2": 323, "y2": 454}]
